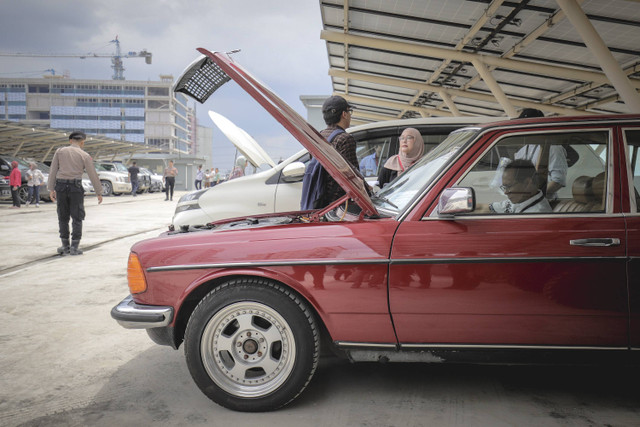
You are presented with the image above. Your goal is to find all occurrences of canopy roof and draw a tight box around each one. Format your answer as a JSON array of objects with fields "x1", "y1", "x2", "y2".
[
  {"x1": 320, "y1": 0, "x2": 640, "y2": 124},
  {"x1": 0, "y1": 120, "x2": 164, "y2": 162}
]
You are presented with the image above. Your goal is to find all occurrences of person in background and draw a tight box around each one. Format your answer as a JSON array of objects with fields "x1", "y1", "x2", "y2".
[
  {"x1": 204, "y1": 168, "x2": 211, "y2": 188},
  {"x1": 9, "y1": 160, "x2": 21, "y2": 208},
  {"x1": 212, "y1": 167, "x2": 221, "y2": 186},
  {"x1": 47, "y1": 131, "x2": 103, "y2": 255},
  {"x1": 359, "y1": 145, "x2": 381, "y2": 177},
  {"x1": 195, "y1": 165, "x2": 204, "y2": 190},
  {"x1": 25, "y1": 162, "x2": 45, "y2": 207},
  {"x1": 377, "y1": 128, "x2": 424, "y2": 188},
  {"x1": 229, "y1": 156, "x2": 247, "y2": 180},
  {"x1": 128, "y1": 161, "x2": 140, "y2": 197},
  {"x1": 164, "y1": 160, "x2": 178, "y2": 201}
]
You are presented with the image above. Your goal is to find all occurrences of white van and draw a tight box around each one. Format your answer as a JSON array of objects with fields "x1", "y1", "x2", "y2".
[{"x1": 171, "y1": 113, "x2": 502, "y2": 228}]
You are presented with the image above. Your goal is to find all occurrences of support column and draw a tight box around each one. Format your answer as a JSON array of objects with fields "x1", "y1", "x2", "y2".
[
  {"x1": 439, "y1": 92, "x2": 461, "y2": 116},
  {"x1": 472, "y1": 59, "x2": 518, "y2": 117},
  {"x1": 556, "y1": 0, "x2": 640, "y2": 112}
]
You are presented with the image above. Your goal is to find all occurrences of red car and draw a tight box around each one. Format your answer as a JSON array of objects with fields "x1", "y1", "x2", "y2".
[{"x1": 112, "y1": 49, "x2": 640, "y2": 412}]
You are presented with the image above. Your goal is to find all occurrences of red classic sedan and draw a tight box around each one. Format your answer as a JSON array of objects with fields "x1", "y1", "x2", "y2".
[{"x1": 112, "y1": 49, "x2": 640, "y2": 412}]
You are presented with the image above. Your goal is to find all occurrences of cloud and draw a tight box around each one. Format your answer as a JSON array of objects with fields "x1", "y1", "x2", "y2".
[{"x1": 0, "y1": 0, "x2": 332, "y2": 170}]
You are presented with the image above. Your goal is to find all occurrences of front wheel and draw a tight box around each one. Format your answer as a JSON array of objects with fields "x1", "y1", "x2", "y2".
[
  {"x1": 101, "y1": 180, "x2": 112, "y2": 196},
  {"x1": 184, "y1": 279, "x2": 319, "y2": 412}
]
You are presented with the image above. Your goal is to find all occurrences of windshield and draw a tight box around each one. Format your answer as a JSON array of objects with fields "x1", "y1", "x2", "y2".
[{"x1": 374, "y1": 129, "x2": 479, "y2": 214}]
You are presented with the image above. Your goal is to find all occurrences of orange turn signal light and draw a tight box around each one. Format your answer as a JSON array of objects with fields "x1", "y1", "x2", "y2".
[{"x1": 127, "y1": 252, "x2": 147, "y2": 294}]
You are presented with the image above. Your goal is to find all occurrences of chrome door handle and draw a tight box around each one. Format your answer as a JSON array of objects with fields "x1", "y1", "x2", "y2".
[{"x1": 570, "y1": 238, "x2": 621, "y2": 247}]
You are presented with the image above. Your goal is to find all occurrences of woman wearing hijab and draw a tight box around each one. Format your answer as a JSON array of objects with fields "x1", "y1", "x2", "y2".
[{"x1": 377, "y1": 128, "x2": 424, "y2": 188}]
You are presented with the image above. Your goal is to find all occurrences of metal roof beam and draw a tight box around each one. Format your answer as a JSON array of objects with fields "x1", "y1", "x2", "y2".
[
  {"x1": 555, "y1": 0, "x2": 640, "y2": 112},
  {"x1": 340, "y1": 93, "x2": 456, "y2": 117},
  {"x1": 320, "y1": 30, "x2": 640, "y2": 90},
  {"x1": 329, "y1": 68, "x2": 595, "y2": 116}
]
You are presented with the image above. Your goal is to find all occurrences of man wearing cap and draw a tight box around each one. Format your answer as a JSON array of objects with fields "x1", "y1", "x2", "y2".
[
  {"x1": 48, "y1": 131, "x2": 103, "y2": 256},
  {"x1": 318, "y1": 95, "x2": 359, "y2": 205}
]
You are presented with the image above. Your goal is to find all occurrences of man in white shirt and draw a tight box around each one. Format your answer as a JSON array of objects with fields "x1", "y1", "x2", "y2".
[{"x1": 490, "y1": 159, "x2": 552, "y2": 214}]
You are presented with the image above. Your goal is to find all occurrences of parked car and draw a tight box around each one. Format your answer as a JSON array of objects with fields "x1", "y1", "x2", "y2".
[
  {"x1": 98, "y1": 161, "x2": 148, "y2": 193},
  {"x1": 171, "y1": 111, "x2": 501, "y2": 228},
  {"x1": 94, "y1": 162, "x2": 131, "y2": 196},
  {"x1": 0, "y1": 175, "x2": 10, "y2": 201},
  {"x1": 141, "y1": 167, "x2": 163, "y2": 193},
  {"x1": 0, "y1": 154, "x2": 50, "y2": 203},
  {"x1": 112, "y1": 51, "x2": 640, "y2": 412}
]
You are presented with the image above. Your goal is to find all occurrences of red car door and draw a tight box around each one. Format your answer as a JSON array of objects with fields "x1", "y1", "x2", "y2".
[
  {"x1": 389, "y1": 126, "x2": 629, "y2": 348},
  {"x1": 621, "y1": 126, "x2": 640, "y2": 348}
]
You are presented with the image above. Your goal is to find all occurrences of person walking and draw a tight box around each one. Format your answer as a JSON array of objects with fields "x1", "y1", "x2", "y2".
[
  {"x1": 195, "y1": 165, "x2": 204, "y2": 190},
  {"x1": 9, "y1": 161, "x2": 21, "y2": 208},
  {"x1": 164, "y1": 160, "x2": 178, "y2": 201},
  {"x1": 47, "y1": 131, "x2": 103, "y2": 255},
  {"x1": 128, "y1": 161, "x2": 140, "y2": 196},
  {"x1": 26, "y1": 162, "x2": 45, "y2": 207},
  {"x1": 212, "y1": 167, "x2": 220, "y2": 186}
]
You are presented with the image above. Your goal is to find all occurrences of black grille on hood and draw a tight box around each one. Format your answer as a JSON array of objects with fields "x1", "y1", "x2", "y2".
[{"x1": 173, "y1": 55, "x2": 230, "y2": 104}]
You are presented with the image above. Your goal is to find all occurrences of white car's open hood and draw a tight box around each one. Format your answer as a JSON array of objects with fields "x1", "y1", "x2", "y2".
[
  {"x1": 174, "y1": 50, "x2": 377, "y2": 217},
  {"x1": 208, "y1": 110, "x2": 276, "y2": 169}
]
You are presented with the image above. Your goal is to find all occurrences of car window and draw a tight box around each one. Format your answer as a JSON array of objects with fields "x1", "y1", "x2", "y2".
[
  {"x1": 624, "y1": 129, "x2": 640, "y2": 212},
  {"x1": 457, "y1": 130, "x2": 609, "y2": 215}
]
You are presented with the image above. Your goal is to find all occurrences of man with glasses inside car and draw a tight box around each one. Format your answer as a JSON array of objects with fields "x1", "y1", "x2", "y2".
[{"x1": 489, "y1": 159, "x2": 552, "y2": 214}]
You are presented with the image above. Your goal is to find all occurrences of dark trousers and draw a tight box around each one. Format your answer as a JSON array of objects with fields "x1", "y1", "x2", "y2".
[
  {"x1": 165, "y1": 176, "x2": 175, "y2": 199},
  {"x1": 195, "y1": 179, "x2": 202, "y2": 190},
  {"x1": 55, "y1": 180, "x2": 85, "y2": 241},
  {"x1": 11, "y1": 187, "x2": 21, "y2": 207},
  {"x1": 131, "y1": 180, "x2": 139, "y2": 195},
  {"x1": 28, "y1": 185, "x2": 40, "y2": 204}
]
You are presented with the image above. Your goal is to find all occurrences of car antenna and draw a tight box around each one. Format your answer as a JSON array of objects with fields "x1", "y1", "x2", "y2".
[{"x1": 226, "y1": 49, "x2": 241, "y2": 55}]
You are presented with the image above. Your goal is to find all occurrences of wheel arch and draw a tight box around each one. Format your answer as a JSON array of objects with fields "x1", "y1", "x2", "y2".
[{"x1": 172, "y1": 271, "x2": 335, "y2": 353}]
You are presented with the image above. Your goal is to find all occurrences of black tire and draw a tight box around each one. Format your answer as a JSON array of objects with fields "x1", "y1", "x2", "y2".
[
  {"x1": 184, "y1": 278, "x2": 319, "y2": 412},
  {"x1": 101, "y1": 180, "x2": 112, "y2": 196}
]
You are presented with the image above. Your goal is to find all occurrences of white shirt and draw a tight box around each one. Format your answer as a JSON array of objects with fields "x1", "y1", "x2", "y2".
[
  {"x1": 515, "y1": 144, "x2": 568, "y2": 188},
  {"x1": 490, "y1": 190, "x2": 552, "y2": 214}
]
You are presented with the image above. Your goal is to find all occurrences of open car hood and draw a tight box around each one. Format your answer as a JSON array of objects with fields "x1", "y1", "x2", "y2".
[
  {"x1": 208, "y1": 110, "x2": 276, "y2": 168},
  {"x1": 174, "y1": 49, "x2": 377, "y2": 217}
]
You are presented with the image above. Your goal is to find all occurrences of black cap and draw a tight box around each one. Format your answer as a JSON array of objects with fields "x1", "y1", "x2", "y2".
[
  {"x1": 69, "y1": 131, "x2": 87, "y2": 141},
  {"x1": 322, "y1": 95, "x2": 353, "y2": 114},
  {"x1": 518, "y1": 108, "x2": 544, "y2": 118}
]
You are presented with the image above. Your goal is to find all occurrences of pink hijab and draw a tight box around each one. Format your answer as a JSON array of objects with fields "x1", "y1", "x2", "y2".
[{"x1": 383, "y1": 128, "x2": 424, "y2": 173}]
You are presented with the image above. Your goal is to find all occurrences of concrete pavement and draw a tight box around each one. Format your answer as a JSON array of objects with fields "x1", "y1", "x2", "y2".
[{"x1": 0, "y1": 192, "x2": 639, "y2": 426}]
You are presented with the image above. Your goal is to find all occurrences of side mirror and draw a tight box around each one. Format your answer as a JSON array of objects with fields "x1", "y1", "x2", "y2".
[
  {"x1": 0, "y1": 165, "x2": 9, "y2": 171},
  {"x1": 438, "y1": 187, "x2": 475, "y2": 217},
  {"x1": 282, "y1": 161, "x2": 306, "y2": 182}
]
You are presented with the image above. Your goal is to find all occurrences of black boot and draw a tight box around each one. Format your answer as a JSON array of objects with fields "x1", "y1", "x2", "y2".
[
  {"x1": 70, "y1": 240, "x2": 83, "y2": 256},
  {"x1": 57, "y1": 238, "x2": 70, "y2": 256}
]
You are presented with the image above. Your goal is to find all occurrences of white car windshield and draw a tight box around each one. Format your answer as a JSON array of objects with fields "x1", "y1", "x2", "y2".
[{"x1": 373, "y1": 129, "x2": 479, "y2": 214}]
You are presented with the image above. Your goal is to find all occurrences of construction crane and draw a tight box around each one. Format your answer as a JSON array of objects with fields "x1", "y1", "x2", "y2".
[{"x1": 0, "y1": 36, "x2": 152, "y2": 80}]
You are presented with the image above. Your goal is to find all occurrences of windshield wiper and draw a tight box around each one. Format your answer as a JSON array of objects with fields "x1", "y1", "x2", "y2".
[{"x1": 371, "y1": 194, "x2": 398, "y2": 209}]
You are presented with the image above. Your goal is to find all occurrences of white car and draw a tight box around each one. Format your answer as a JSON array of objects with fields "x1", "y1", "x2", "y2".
[{"x1": 172, "y1": 113, "x2": 502, "y2": 228}]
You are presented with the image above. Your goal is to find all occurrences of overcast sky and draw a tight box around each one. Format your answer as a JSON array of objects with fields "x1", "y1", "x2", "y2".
[{"x1": 0, "y1": 0, "x2": 332, "y2": 172}]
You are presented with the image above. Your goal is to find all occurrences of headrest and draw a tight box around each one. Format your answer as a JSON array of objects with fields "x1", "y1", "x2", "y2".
[
  {"x1": 572, "y1": 176, "x2": 593, "y2": 204},
  {"x1": 591, "y1": 172, "x2": 605, "y2": 203}
]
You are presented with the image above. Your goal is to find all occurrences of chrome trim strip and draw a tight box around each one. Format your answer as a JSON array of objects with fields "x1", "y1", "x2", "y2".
[
  {"x1": 390, "y1": 256, "x2": 626, "y2": 265},
  {"x1": 147, "y1": 259, "x2": 388, "y2": 272},
  {"x1": 335, "y1": 341, "x2": 398, "y2": 349},
  {"x1": 424, "y1": 213, "x2": 626, "y2": 220},
  {"x1": 148, "y1": 255, "x2": 627, "y2": 272},
  {"x1": 400, "y1": 344, "x2": 627, "y2": 351}
]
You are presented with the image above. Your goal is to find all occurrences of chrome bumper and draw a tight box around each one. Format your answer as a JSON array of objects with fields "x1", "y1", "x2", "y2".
[{"x1": 111, "y1": 295, "x2": 174, "y2": 329}]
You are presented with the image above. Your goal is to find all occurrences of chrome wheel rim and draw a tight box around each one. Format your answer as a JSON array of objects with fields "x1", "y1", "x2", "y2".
[{"x1": 200, "y1": 301, "x2": 296, "y2": 398}]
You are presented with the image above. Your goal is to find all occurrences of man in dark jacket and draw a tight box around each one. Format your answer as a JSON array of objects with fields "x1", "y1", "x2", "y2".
[{"x1": 316, "y1": 96, "x2": 359, "y2": 206}]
